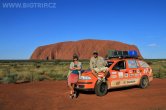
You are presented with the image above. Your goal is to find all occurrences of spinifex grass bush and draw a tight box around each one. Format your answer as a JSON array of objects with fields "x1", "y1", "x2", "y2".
[
  {"x1": 0, "y1": 67, "x2": 18, "y2": 84},
  {"x1": 1, "y1": 73, "x2": 17, "y2": 84},
  {"x1": 0, "y1": 69, "x2": 7, "y2": 80},
  {"x1": 0, "y1": 68, "x2": 15, "y2": 84}
]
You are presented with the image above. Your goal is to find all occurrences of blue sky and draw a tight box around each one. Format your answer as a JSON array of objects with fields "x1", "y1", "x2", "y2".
[{"x1": 0, "y1": 0, "x2": 166, "y2": 59}]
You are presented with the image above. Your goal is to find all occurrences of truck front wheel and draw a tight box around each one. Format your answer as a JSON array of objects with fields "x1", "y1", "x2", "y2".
[
  {"x1": 95, "y1": 81, "x2": 108, "y2": 96},
  {"x1": 139, "y1": 76, "x2": 149, "y2": 89}
]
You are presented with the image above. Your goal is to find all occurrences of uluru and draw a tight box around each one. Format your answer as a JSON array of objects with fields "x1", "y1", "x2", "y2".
[{"x1": 30, "y1": 39, "x2": 142, "y2": 60}]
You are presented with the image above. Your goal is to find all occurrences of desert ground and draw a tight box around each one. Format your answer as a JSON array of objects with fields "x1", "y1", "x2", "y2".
[{"x1": 0, "y1": 78, "x2": 165, "y2": 110}]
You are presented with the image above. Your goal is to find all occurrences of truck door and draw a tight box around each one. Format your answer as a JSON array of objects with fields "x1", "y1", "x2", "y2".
[
  {"x1": 109, "y1": 60, "x2": 127, "y2": 87},
  {"x1": 126, "y1": 59, "x2": 140, "y2": 85},
  {"x1": 127, "y1": 59, "x2": 140, "y2": 78}
]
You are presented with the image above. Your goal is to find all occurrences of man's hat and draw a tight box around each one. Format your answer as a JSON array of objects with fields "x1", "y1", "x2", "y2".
[{"x1": 93, "y1": 51, "x2": 98, "y2": 55}]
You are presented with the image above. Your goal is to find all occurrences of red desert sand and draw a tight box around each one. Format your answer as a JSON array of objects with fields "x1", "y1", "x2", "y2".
[{"x1": 0, "y1": 78, "x2": 166, "y2": 110}]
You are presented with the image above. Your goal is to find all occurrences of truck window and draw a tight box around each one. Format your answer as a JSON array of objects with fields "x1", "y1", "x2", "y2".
[
  {"x1": 112, "y1": 61, "x2": 126, "y2": 70},
  {"x1": 106, "y1": 61, "x2": 113, "y2": 67},
  {"x1": 128, "y1": 60, "x2": 138, "y2": 68},
  {"x1": 138, "y1": 60, "x2": 150, "y2": 68}
]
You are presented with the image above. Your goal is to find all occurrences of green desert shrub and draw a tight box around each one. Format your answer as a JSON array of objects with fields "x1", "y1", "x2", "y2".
[
  {"x1": 0, "y1": 69, "x2": 6, "y2": 80},
  {"x1": 1, "y1": 73, "x2": 17, "y2": 84},
  {"x1": 16, "y1": 71, "x2": 32, "y2": 82},
  {"x1": 152, "y1": 60, "x2": 166, "y2": 78},
  {"x1": 31, "y1": 72, "x2": 46, "y2": 81}
]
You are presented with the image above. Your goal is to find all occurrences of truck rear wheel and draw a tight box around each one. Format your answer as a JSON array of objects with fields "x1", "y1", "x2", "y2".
[
  {"x1": 139, "y1": 76, "x2": 149, "y2": 89},
  {"x1": 95, "y1": 81, "x2": 108, "y2": 96}
]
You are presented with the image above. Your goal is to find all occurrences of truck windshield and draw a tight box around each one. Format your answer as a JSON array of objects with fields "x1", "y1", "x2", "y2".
[{"x1": 106, "y1": 61, "x2": 114, "y2": 67}]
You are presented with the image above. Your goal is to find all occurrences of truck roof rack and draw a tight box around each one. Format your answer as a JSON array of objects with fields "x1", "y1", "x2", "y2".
[{"x1": 108, "y1": 50, "x2": 138, "y2": 59}]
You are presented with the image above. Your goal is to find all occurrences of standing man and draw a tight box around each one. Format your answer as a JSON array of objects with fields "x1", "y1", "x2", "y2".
[{"x1": 90, "y1": 51, "x2": 109, "y2": 80}]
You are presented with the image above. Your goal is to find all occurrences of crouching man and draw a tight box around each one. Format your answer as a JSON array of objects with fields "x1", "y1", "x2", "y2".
[{"x1": 90, "y1": 51, "x2": 109, "y2": 81}]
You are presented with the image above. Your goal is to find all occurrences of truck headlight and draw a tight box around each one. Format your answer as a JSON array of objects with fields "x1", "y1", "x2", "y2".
[{"x1": 79, "y1": 76, "x2": 91, "y2": 80}]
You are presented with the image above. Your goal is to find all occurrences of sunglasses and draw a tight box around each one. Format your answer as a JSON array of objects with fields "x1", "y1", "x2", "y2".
[{"x1": 93, "y1": 53, "x2": 98, "y2": 55}]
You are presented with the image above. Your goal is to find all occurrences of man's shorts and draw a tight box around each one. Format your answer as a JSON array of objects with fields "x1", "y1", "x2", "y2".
[{"x1": 94, "y1": 67, "x2": 108, "y2": 73}]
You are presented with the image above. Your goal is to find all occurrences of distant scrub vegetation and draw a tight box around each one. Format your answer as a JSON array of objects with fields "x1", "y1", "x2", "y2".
[
  {"x1": 0, "y1": 59, "x2": 165, "y2": 84},
  {"x1": 0, "y1": 60, "x2": 89, "y2": 84},
  {"x1": 144, "y1": 59, "x2": 166, "y2": 79}
]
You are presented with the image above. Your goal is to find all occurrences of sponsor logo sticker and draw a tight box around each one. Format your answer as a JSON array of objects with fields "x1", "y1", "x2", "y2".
[
  {"x1": 133, "y1": 70, "x2": 137, "y2": 73},
  {"x1": 116, "y1": 81, "x2": 120, "y2": 85},
  {"x1": 123, "y1": 80, "x2": 127, "y2": 84},
  {"x1": 130, "y1": 74, "x2": 134, "y2": 77},
  {"x1": 126, "y1": 78, "x2": 139, "y2": 84},
  {"x1": 129, "y1": 70, "x2": 133, "y2": 73},
  {"x1": 111, "y1": 80, "x2": 122, "y2": 86},
  {"x1": 124, "y1": 73, "x2": 128, "y2": 78},
  {"x1": 135, "y1": 73, "x2": 139, "y2": 77},
  {"x1": 111, "y1": 75, "x2": 117, "y2": 78},
  {"x1": 144, "y1": 68, "x2": 149, "y2": 74},
  {"x1": 118, "y1": 72, "x2": 123, "y2": 78},
  {"x1": 136, "y1": 69, "x2": 140, "y2": 74},
  {"x1": 127, "y1": 80, "x2": 136, "y2": 84},
  {"x1": 112, "y1": 72, "x2": 117, "y2": 74}
]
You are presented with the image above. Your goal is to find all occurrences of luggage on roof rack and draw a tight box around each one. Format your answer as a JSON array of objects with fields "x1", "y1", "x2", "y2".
[
  {"x1": 108, "y1": 50, "x2": 115, "y2": 57},
  {"x1": 108, "y1": 50, "x2": 138, "y2": 58},
  {"x1": 128, "y1": 50, "x2": 138, "y2": 58}
]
